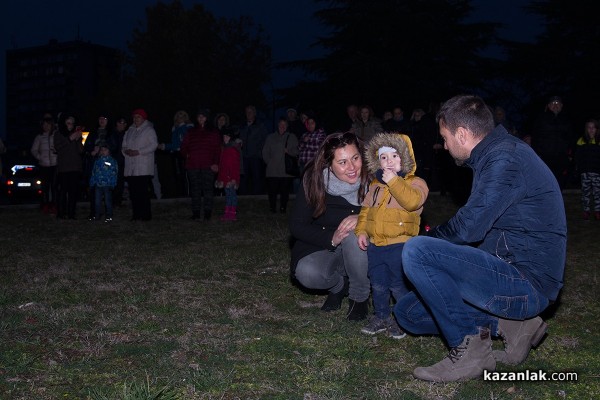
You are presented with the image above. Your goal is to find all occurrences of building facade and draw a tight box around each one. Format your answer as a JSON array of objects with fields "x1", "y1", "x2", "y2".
[{"x1": 5, "y1": 39, "x2": 122, "y2": 148}]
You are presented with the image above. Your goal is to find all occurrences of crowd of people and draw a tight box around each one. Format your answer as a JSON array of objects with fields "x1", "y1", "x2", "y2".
[
  {"x1": 5, "y1": 93, "x2": 598, "y2": 382},
  {"x1": 17, "y1": 94, "x2": 598, "y2": 224}
]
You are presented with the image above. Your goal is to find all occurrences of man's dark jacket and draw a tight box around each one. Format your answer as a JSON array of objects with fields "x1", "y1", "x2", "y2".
[{"x1": 428, "y1": 126, "x2": 567, "y2": 301}]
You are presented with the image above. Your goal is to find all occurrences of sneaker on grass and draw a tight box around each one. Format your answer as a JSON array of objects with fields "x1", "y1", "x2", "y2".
[
  {"x1": 360, "y1": 316, "x2": 388, "y2": 335},
  {"x1": 386, "y1": 316, "x2": 407, "y2": 339}
]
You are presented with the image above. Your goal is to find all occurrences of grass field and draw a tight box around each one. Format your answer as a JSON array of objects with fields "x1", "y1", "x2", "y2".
[{"x1": 0, "y1": 193, "x2": 598, "y2": 399}]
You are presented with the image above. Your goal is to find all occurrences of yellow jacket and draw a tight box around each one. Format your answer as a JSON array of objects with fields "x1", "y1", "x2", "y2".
[{"x1": 355, "y1": 133, "x2": 429, "y2": 246}]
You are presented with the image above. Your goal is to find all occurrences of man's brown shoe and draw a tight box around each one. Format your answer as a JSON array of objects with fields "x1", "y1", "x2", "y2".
[
  {"x1": 493, "y1": 316, "x2": 547, "y2": 365},
  {"x1": 413, "y1": 327, "x2": 496, "y2": 382}
]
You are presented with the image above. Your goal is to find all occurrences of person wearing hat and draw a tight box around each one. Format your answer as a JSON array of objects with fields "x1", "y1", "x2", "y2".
[
  {"x1": 122, "y1": 108, "x2": 158, "y2": 221},
  {"x1": 355, "y1": 132, "x2": 429, "y2": 339},
  {"x1": 529, "y1": 95, "x2": 575, "y2": 189},
  {"x1": 180, "y1": 108, "x2": 221, "y2": 220}
]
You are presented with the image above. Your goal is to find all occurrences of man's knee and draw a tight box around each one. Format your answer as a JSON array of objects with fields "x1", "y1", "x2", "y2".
[
  {"x1": 393, "y1": 292, "x2": 423, "y2": 330},
  {"x1": 402, "y1": 236, "x2": 434, "y2": 278}
]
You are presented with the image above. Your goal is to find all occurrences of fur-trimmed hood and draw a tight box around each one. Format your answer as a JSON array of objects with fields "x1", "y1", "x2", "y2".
[{"x1": 364, "y1": 132, "x2": 416, "y2": 176}]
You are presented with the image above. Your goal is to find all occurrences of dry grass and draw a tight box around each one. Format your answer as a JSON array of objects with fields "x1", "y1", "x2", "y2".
[{"x1": 0, "y1": 193, "x2": 598, "y2": 399}]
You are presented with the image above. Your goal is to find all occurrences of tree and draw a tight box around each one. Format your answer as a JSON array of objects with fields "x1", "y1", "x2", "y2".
[
  {"x1": 126, "y1": 0, "x2": 271, "y2": 135},
  {"x1": 278, "y1": 0, "x2": 498, "y2": 129},
  {"x1": 501, "y1": 0, "x2": 600, "y2": 129}
]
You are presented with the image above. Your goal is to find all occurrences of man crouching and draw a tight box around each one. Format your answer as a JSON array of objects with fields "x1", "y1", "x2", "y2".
[{"x1": 394, "y1": 94, "x2": 567, "y2": 382}]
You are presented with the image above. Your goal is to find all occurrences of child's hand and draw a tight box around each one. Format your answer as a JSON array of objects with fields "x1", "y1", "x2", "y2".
[
  {"x1": 357, "y1": 234, "x2": 369, "y2": 251},
  {"x1": 382, "y1": 168, "x2": 396, "y2": 184}
]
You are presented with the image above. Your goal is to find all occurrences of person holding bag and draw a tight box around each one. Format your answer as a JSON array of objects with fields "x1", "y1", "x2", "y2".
[{"x1": 262, "y1": 117, "x2": 298, "y2": 213}]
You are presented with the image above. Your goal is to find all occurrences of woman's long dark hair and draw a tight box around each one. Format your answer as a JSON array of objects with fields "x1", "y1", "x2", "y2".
[{"x1": 302, "y1": 131, "x2": 369, "y2": 218}]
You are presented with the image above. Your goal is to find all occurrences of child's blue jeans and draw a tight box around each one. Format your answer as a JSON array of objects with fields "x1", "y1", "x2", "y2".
[
  {"x1": 95, "y1": 186, "x2": 113, "y2": 219},
  {"x1": 367, "y1": 242, "x2": 409, "y2": 319}
]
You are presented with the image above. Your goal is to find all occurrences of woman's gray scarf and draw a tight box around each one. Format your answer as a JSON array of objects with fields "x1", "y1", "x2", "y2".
[{"x1": 323, "y1": 168, "x2": 361, "y2": 206}]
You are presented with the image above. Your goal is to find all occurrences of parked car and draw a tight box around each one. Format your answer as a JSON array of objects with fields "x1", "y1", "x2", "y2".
[{"x1": 4, "y1": 165, "x2": 43, "y2": 204}]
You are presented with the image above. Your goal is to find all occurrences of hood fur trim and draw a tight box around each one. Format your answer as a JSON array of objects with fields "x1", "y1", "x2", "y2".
[{"x1": 364, "y1": 132, "x2": 416, "y2": 176}]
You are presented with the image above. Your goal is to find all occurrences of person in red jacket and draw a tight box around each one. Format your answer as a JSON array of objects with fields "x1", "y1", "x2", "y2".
[
  {"x1": 180, "y1": 108, "x2": 221, "y2": 220},
  {"x1": 215, "y1": 130, "x2": 241, "y2": 221}
]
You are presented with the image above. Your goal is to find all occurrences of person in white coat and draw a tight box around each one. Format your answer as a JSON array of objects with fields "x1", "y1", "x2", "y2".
[
  {"x1": 31, "y1": 117, "x2": 58, "y2": 213},
  {"x1": 122, "y1": 108, "x2": 158, "y2": 220}
]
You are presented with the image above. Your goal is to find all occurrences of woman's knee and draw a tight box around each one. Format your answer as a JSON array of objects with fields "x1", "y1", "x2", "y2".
[
  {"x1": 294, "y1": 263, "x2": 312, "y2": 287},
  {"x1": 295, "y1": 260, "x2": 329, "y2": 289}
]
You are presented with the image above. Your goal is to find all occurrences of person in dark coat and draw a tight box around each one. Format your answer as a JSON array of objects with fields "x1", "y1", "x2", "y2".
[
  {"x1": 529, "y1": 95, "x2": 575, "y2": 189},
  {"x1": 238, "y1": 105, "x2": 268, "y2": 195},
  {"x1": 180, "y1": 108, "x2": 221, "y2": 220},
  {"x1": 53, "y1": 114, "x2": 83, "y2": 219},
  {"x1": 289, "y1": 132, "x2": 371, "y2": 321},
  {"x1": 395, "y1": 95, "x2": 567, "y2": 382}
]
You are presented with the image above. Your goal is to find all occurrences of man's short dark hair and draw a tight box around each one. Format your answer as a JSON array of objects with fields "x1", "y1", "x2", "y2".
[{"x1": 437, "y1": 95, "x2": 495, "y2": 139}]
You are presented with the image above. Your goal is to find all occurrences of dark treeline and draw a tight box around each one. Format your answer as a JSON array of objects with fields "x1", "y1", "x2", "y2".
[{"x1": 45, "y1": 0, "x2": 600, "y2": 145}]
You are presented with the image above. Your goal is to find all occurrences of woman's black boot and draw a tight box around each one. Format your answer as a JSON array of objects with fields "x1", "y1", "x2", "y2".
[
  {"x1": 321, "y1": 277, "x2": 349, "y2": 311},
  {"x1": 346, "y1": 299, "x2": 369, "y2": 321}
]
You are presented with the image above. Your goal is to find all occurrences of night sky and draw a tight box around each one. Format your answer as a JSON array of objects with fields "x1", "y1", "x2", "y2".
[{"x1": 0, "y1": 0, "x2": 542, "y2": 140}]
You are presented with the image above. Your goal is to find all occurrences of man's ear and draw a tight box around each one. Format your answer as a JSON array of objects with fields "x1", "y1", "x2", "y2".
[{"x1": 456, "y1": 126, "x2": 469, "y2": 145}]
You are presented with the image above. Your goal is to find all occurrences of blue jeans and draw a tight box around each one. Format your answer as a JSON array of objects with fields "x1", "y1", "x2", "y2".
[
  {"x1": 394, "y1": 236, "x2": 549, "y2": 348},
  {"x1": 367, "y1": 243, "x2": 409, "y2": 319},
  {"x1": 225, "y1": 186, "x2": 237, "y2": 207},
  {"x1": 94, "y1": 186, "x2": 113, "y2": 218},
  {"x1": 295, "y1": 231, "x2": 370, "y2": 302}
]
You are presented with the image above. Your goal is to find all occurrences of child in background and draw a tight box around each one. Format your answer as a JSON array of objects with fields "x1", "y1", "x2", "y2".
[
  {"x1": 355, "y1": 132, "x2": 429, "y2": 338},
  {"x1": 215, "y1": 131, "x2": 241, "y2": 221},
  {"x1": 575, "y1": 119, "x2": 600, "y2": 220},
  {"x1": 89, "y1": 144, "x2": 118, "y2": 222}
]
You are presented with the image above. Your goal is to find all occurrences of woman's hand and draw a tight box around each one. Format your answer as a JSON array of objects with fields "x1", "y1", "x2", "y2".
[
  {"x1": 338, "y1": 214, "x2": 358, "y2": 233},
  {"x1": 332, "y1": 215, "x2": 359, "y2": 245}
]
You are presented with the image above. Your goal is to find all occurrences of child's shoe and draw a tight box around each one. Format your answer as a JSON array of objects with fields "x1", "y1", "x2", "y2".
[
  {"x1": 360, "y1": 316, "x2": 388, "y2": 335},
  {"x1": 386, "y1": 316, "x2": 407, "y2": 339},
  {"x1": 104, "y1": 217, "x2": 113, "y2": 223}
]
